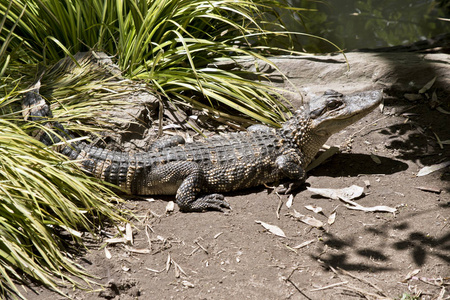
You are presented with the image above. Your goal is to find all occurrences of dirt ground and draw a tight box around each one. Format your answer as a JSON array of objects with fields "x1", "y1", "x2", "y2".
[{"x1": 28, "y1": 89, "x2": 449, "y2": 300}]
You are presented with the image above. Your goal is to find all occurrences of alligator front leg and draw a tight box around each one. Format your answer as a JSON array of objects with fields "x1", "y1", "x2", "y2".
[{"x1": 275, "y1": 151, "x2": 307, "y2": 194}]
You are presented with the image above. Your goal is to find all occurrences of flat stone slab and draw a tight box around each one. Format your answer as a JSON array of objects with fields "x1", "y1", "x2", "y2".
[{"x1": 222, "y1": 52, "x2": 450, "y2": 100}]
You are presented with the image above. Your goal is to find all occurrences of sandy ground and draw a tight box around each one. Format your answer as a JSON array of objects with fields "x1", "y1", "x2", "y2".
[{"x1": 28, "y1": 90, "x2": 449, "y2": 300}]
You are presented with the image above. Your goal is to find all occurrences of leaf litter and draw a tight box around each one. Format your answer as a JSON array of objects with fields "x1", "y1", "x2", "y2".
[
  {"x1": 307, "y1": 185, "x2": 397, "y2": 213},
  {"x1": 417, "y1": 161, "x2": 450, "y2": 176},
  {"x1": 288, "y1": 209, "x2": 324, "y2": 228},
  {"x1": 255, "y1": 220, "x2": 286, "y2": 237}
]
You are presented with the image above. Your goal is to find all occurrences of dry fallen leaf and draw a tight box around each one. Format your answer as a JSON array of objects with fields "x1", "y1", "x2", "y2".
[
  {"x1": 416, "y1": 186, "x2": 442, "y2": 194},
  {"x1": 124, "y1": 245, "x2": 151, "y2": 254},
  {"x1": 125, "y1": 223, "x2": 133, "y2": 245},
  {"x1": 328, "y1": 212, "x2": 336, "y2": 225},
  {"x1": 305, "y1": 205, "x2": 323, "y2": 214},
  {"x1": 122, "y1": 266, "x2": 130, "y2": 272},
  {"x1": 417, "y1": 161, "x2": 450, "y2": 176},
  {"x1": 338, "y1": 197, "x2": 397, "y2": 213},
  {"x1": 404, "y1": 93, "x2": 422, "y2": 101},
  {"x1": 306, "y1": 146, "x2": 340, "y2": 172},
  {"x1": 307, "y1": 185, "x2": 364, "y2": 201},
  {"x1": 370, "y1": 154, "x2": 381, "y2": 164},
  {"x1": 290, "y1": 210, "x2": 324, "y2": 228},
  {"x1": 255, "y1": 220, "x2": 286, "y2": 238},
  {"x1": 105, "y1": 247, "x2": 112, "y2": 259},
  {"x1": 105, "y1": 237, "x2": 128, "y2": 244},
  {"x1": 293, "y1": 239, "x2": 315, "y2": 249},
  {"x1": 437, "y1": 107, "x2": 450, "y2": 115},
  {"x1": 345, "y1": 204, "x2": 397, "y2": 213},
  {"x1": 419, "y1": 76, "x2": 436, "y2": 93},
  {"x1": 59, "y1": 225, "x2": 82, "y2": 237},
  {"x1": 286, "y1": 194, "x2": 294, "y2": 208},
  {"x1": 402, "y1": 269, "x2": 421, "y2": 282},
  {"x1": 166, "y1": 201, "x2": 175, "y2": 213},
  {"x1": 182, "y1": 280, "x2": 195, "y2": 288}
]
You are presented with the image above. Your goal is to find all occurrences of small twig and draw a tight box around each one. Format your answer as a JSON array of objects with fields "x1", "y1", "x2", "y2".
[
  {"x1": 310, "y1": 281, "x2": 348, "y2": 292},
  {"x1": 416, "y1": 186, "x2": 441, "y2": 194},
  {"x1": 285, "y1": 268, "x2": 313, "y2": 300},
  {"x1": 187, "y1": 246, "x2": 200, "y2": 256},
  {"x1": 337, "y1": 267, "x2": 386, "y2": 296},
  {"x1": 171, "y1": 258, "x2": 187, "y2": 278},
  {"x1": 340, "y1": 284, "x2": 392, "y2": 300},
  {"x1": 194, "y1": 240, "x2": 209, "y2": 254},
  {"x1": 276, "y1": 192, "x2": 283, "y2": 219},
  {"x1": 145, "y1": 225, "x2": 153, "y2": 250}
]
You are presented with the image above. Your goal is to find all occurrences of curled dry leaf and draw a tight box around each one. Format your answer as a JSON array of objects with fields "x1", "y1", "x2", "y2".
[
  {"x1": 122, "y1": 266, "x2": 130, "y2": 272},
  {"x1": 105, "y1": 237, "x2": 128, "y2": 244},
  {"x1": 305, "y1": 205, "x2": 323, "y2": 214},
  {"x1": 328, "y1": 212, "x2": 336, "y2": 225},
  {"x1": 255, "y1": 220, "x2": 286, "y2": 238},
  {"x1": 417, "y1": 161, "x2": 450, "y2": 177},
  {"x1": 286, "y1": 194, "x2": 294, "y2": 208},
  {"x1": 293, "y1": 239, "x2": 315, "y2": 249},
  {"x1": 416, "y1": 186, "x2": 442, "y2": 194},
  {"x1": 182, "y1": 280, "x2": 195, "y2": 288},
  {"x1": 307, "y1": 185, "x2": 364, "y2": 201},
  {"x1": 419, "y1": 76, "x2": 436, "y2": 93},
  {"x1": 402, "y1": 269, "x2": 421, "y2": 283},
  {"x1": 166, "y1": 201, "x2": 175, "y2": 213},
  {"x1": 345, "y1": 203, "x2": 397, "y2": 213},
  {"x1": 125, "y1": 223, "x2": 133, "y2": 245},
  {"x1": 105, "y1": 247, "x2": 112, "y2": 259},
  {"x1": 290, "y1": 210, "x2": 324, "y2": 228},
  {"x1": 300, "y1": 215, "x2": 324, "y2": 228},
  {"x1": 437, "y1": 107, "x2": 450, "y2": 115},
  {"x1": 338, "y1": 197, "x2": 397, "y2": 213},
  {"x1": 306, "y1": 146, "x2": 340, "y2": 172},
  {"x1": 124, "y1": 245, "x2": 151, "y2": 254}
]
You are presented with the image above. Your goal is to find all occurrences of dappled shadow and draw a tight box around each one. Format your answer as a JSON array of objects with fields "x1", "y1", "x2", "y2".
[
  {"x1": 378, "y1": 103, "x2": 450, "y2": 164},
  {"x1": 311, "y1": 232, "x2": 395, "y2": 272},
  {"x1": 311, "y1": 207, "x2": 450, "y2": 273},
  {"x1": 393, "y1": 231, "x2": 450, "y2": 266}
]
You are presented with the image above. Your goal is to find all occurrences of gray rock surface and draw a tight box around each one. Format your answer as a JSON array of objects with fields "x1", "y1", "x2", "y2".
[{"x1": 221, "y1": 52, "x2": 449, "y2": 100}]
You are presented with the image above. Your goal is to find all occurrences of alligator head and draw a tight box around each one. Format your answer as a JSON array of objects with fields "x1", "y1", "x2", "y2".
[{"x1": 282, "y1": 90, "x2": 383, "y2": 165}]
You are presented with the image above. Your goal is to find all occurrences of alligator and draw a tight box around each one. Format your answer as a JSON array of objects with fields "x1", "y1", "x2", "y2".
[{"x1": 23, "y1": 84, "x2": 383, "y2": 212}]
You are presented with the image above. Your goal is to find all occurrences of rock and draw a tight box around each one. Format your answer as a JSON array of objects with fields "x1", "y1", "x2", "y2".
[{"x1": 216, "y1": 52, "x2": 450, "y2": 101}]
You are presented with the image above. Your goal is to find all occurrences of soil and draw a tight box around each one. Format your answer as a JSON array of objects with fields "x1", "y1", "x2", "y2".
[{"x1": 28, "y1": 89, "x2": 449, "y2": 300}]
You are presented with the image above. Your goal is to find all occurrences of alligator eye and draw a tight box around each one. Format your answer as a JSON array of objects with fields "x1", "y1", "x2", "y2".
[{"x1": 327, "y1": 100, "x2": 342, "y2": 110}]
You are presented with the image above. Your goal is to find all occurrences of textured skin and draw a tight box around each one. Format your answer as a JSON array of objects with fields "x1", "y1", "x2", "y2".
[{"x1": 23, "y1": 86, "x2": 383, "y2": 212}]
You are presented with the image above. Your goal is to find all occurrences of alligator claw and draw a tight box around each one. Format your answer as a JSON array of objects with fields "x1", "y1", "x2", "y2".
[
  {"x1": 180, "y1": 194, "x2": 230, "y2": 212},
  {"x1": 277, "y1": 181, "x2": 305, "y2": 194}
]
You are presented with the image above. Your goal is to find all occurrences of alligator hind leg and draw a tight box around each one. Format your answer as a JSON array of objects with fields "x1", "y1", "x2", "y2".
[
  {"x1": 146, "y1": 161, "x2": 230, "y2": 212},
  {"x1": 175, "y1": 164, "x2": 230, "y2": 212}
]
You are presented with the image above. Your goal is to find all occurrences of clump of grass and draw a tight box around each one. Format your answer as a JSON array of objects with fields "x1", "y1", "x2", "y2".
[
  {"x1": 0, "y1": 115, "x2": 126, "y2": 299},
  {"x1": 1, "y1": 0, "x2": 323, "y2": 126}
]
